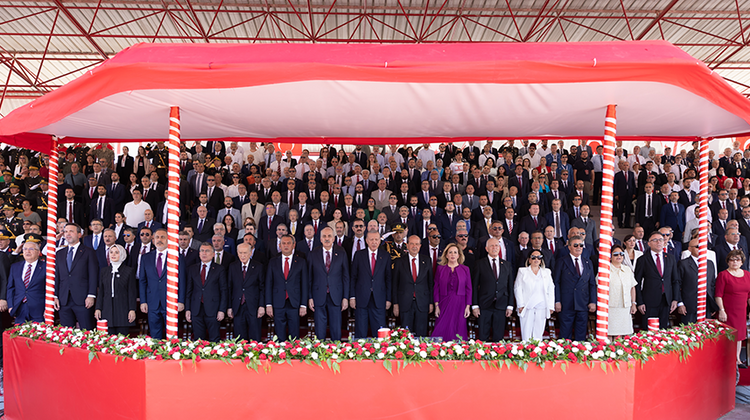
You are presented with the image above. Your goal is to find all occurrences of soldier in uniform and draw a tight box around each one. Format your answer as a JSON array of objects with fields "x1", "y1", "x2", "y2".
[
  {"x1": 35, "y1": 180, "x2": 50, "y2": 231},
  {"x1": 1, "y1": 205, "x2": 23, "y2": 239},
  {"x1": 148, "y1": 141, "x2": 169, "y2": 182},
  {"x1": 23, "y1": 166, "x2": 43, "y2": 201},
  {"x1": 5, "y1": 184, "x2": 25, "y2": 213},
  {"x1": 385, "y1": 223, "x2": 408, "y2": 268}
]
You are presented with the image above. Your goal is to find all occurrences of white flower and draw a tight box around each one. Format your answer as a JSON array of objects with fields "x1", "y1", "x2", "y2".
[
  {"x1": 378, "y1": 353, "x2": 385, "y2": 359},
  {"x1": 440, "y1": 350, "x2": 446, "y2": 357},
  {"x1": 311, "y1": 352, "x2": 318, "y2": 360},
  {"x1": 419, "y1": 351, "x2": 427, "y2": 358},
  {"x1": 365, "y1": 351, "x2": 371, "y2": 357},
  {"x1": 172, "y1": 353, "x2": 180, "y2": 360}
]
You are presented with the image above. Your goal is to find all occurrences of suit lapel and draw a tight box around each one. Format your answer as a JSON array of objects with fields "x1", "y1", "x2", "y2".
[{"x1": 70, "y1": 245, "x2": 85, "y2": 272}]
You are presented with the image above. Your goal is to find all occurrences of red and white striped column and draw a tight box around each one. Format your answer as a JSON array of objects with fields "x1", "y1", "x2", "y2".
[
  {"x1": 43, "y1": 136, "x2": 60, "y2": 325},
  {"x1": 696, "y1": 139, "x2": 710, "y2": 321},
  {"x1": 165, "y1": 107, "x2": 181, "y2": 338},
  {"x1": 595, "y1": 105, "x2": 617, "y2": 341}
]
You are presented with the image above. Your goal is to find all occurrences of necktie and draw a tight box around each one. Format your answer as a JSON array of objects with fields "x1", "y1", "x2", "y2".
[
  {"x1": 126, "y1": 243, "x2": 131, "y2": 254},
  {"x1": 289, "y1": 192, "x2": 294, "y2": 206},
  {"x1": 106, "y1": 248, "x2": 111, "y2": 265},
  {"x1": 90, "y1": 187, "x2": 95, "y2": 198},
  {"x1": 267, "y1": 216, "x2": 272, "y2": 230},
  {"x1": 380, "y1": 226, "x2": 385, "y2": 235},
  {"x1": 656, "y1": 253, "x2": 663, "y2": 278},
  {"x1": 432, "y1": 248, "x2": 438, "y2": 274},
  {"x1": 98, "y1": 197, "x2": 104, "y2": 219},
  {"x1": 637, "y1": 241, "x2": 643, "y2": 252},
  {"x1": 549, "y1": 240, "x2": 554, "y2": 253},
  {"x1": 647, "y1": 195, "x2": 652, "y2": 217},
  {"x1": 533, "y1": 216, "x2": 538, "y2": 228},
  {"x1": 555, "y1": 212, "x2": 561, "y2": 237},
  {"x1": 325, "y1": 250, "x2": 331, "y2": 273},
  {"x1": 468, "y1": 196, "x2": 473, "y2": 207},
  {"x1": 554, "y1": 191, "x2": 558, "y2": 200},
  {"x1": 284, "y1": 257, "x2": 290, "y2": 283},
  {"x1": 575, "y1": 207, "x2": 580, "y2": 218},
  {"x1": 241, "y1": 266, "x2": 247, "y2": 305},
  {"x1": 311, "y1": 191, "x2": 314, "y2": 201},
  {"x1": 308, "y1": 240, "x2": 312, "y2": 250},
  {"x1": 141, "y1": 246, "x2": 146, "y2": 255},
  {"x1": 518, "y1": 176, "x2": 522, "y2": 189},
  {"x1": 498, "y1": 243, "x2": 503, "y2": 261},
  {"x1": 357, "y1": 239, "x2": 361, "y2": 252},
  {"x1": 337, "y1": 237, "x2": 342, "y2": 246},
  {"x1": 424, "y1": 222, "x2": 428, "y2": 238},
  {"x1": 314, "y1": 220, "x2": 318, "y2": 233},
  {"x1": 215, "y1": 252, "x2": 221, "y2": 265},
  {"x1": 673, "y1": 204, "x2": 678, "y2": 214},
  {"x1": 492, "y1": 258, "x2": 498, "y2": 279},
  {"x1": 157, "y1": 252, "x2": 163, "y2": 277},
  {"x1": 507, "y1": 219, "x2": 512, "y2": 233},
  {"x1": 412, "y1": 257, "x2": 418, "y2": 283},
  {"x1": 198, "y1": 219, "x2": 204, "y2": 233},
  {"x1": 93, "y1": 235, "x2": 99, "y2": 250},
  {"x1": 68, "y1": 202, "x2": 73, "y2": 223},
  {"x1": 201, "y1": 264, "x2": 207, "y2": 286},
  {"x1": 23, "y1": 264, "x2": 31, "y2": 291},
  {"x1": 371, "y1": 252, "x2": 376, "y2": 276},
  {"x1": 575, "y1": 258, "x2": 581, "y2": 276},
  {"x1": 67, "y1": 247, "x2": 74, "y2": 271}
]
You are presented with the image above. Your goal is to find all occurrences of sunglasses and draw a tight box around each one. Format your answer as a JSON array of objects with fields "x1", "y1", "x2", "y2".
[
  {"x1": 571, "y1": 243, "x2": 584, "y2": 248},
  {"x1": 612, "y1": 252, "x2": 625, "y2": 257},
  {"x1": 140, "y1": 233, "x2": 151, "y2": 237},
  {"x1": 456, "y1": 234, "x2": 469, "y2": 238},
  {"x1": 529, "y1": 255, "x2": 544, "y2": 260},
  {"x1": 729, "y1": 258, "x2": 743, "y2": 262}
]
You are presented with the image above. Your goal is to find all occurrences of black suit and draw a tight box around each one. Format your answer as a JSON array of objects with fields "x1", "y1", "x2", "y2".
[
  {"x1": 58, "y1": 199, "x2": 85, "y2": 225},
  {"x1": 350, "y1": 248, "x2": 392, "y2": 338},
  {"x1": 518, "y1": 215, "x2": 547, "y2": 235},
  {"x1": 634, "y1": 251, "x2": 680, "y2": 329},
  {"x1": 228, "y1": 259, "x2": 265, "y2": 341},
  {"x1": 55, "y1": 244, "x2": 99, "y2": 330},
  {"x1": 613, "y1": 171, "x2": 636, "y2": 228},
  {"x1": 191, "y1": 217, "x2": 216, "y2": 243},
  {"x1": 116, "y1": 155, "x2": 134, "y2": 181},
  {"x1": 634, "y1": 193, "x2": 661, "y2": 235},
  {"x1": 89, "y1": 196, "x2": 114, "y2": 228},
  {"x1": 185, "y1": 261, "x2": 228, "y2": 342},
  {"x1": 472, "y1": 256, "x2": 515, "y2": 342},
  {"x1": 393, "y1": 254, "x2": 433, "y2": 337},
  {"x1": 307, "y1": 245, "x2": 350, "y2": 340},
  {"x1": 677, "y1": 257, "x2": 717, "y2": 324},
  {"x1": 715, "y1": 240, "x2": 749, "y2": 272},
  {"x1": 265, "y1": 254, "x2": 309, "y2": 339}
]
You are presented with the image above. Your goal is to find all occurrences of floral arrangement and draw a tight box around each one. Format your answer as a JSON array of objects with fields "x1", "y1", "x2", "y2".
[{"x1": 7, "y1": 321, "x2": 733, "y2": 372}]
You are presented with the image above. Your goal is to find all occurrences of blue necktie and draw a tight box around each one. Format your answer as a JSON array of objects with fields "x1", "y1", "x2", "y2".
[
  {"x1": 67, "y1": 247, "x2": 74, "y2": 271},
  {"x1": 93, "y1": 235, "x2": 99, "y2": 250}
]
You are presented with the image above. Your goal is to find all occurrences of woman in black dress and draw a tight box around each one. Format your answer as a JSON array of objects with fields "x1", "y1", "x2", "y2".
[{"x1": 95, "y1": 244, "x2": 137, "y2": 335}]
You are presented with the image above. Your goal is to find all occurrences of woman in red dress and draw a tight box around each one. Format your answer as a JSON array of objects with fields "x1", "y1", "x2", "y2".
[{"x1": 716, "y1": 249, "x2": 750, "y2": 367}]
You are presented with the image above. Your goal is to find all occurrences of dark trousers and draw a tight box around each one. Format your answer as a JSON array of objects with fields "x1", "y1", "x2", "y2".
[
  {"x1": 640, "y1": 217, "x2": 656, "y2": 237},
  {"x1": 680, "y1": 310, "x2": 698, "y2": 325},
  {"x1": 559, "y1": 309, "x2": 588, "y2": 341},
  {"x1": 400, "y1": 298, "x2": 429, "y2": 337},
  {"x1": 59, "y1": 293, "x2": 94, "y2": 330},
  {"x1": 644, "y1": 295, "x2": 670, "y2": 329},
  {"x1": 148, "y1": 308, "x2": 166, "y2": 339},
  {"x1": 12, "y1": 301, "x2": 43, "y2": 324},
  {"x1": 108, "y1": 326, "x2": 130, "y2": 335},
  {"x1": 233, "y1": 303, "x2": 262, "y2": 342},
  {"x1": 477, "y1": 307, "x2": 507, "y2": 342},
  {"x1": 313, "y1": 294, "x2": 342, "y2": 341},
  {"x1": 193, "y1": 303, "x2": 220, "y2": 342},
  {"x1": 274, "y1": 300, "x2": 300, "y2": 340},
  {"x1": 616, "y1": 196, "x2": 633, "y2": 228},
  {"x1": 593, "y1": 172, "x2": 603, "y2": 205},
  {"x1": 355, "y1": 295, "x2": 385, "y2": 338}
]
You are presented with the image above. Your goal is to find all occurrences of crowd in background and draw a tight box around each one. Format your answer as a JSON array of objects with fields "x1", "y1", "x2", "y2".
[{"x1": 0, "y1": 138, "x2": 747, "y2": 364}]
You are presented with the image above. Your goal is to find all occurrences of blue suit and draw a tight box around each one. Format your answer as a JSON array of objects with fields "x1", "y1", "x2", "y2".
[
  {"x1": 660, "y1": 202, "x2": 685, "y2": 237},
  {"x1": 544, "y1": 211, "x2": 570, "y2": 239},
  {"x1": 308, "y1": 245, "x2": 350, "y2": 340},
  {"x1": 8, "y1": 260, "x2": 46, "y2": 323},
  {"x1": 55, "y1": 244, "x2": 99, "y2": 330},
  {"x1": 139, "y1": 250, "x2": 184, "y2": 339},
  {"x1": 553, "y1": 254, "x2": 596, "y2": 341},
  {"x1": 265, "y1": 254, "x2": 309, "y2": 339},
  {"x1": 350, "y1": 248, "x2": 392, "y2": 338},
  {"x1": 185, "y1": 261, "x2": 228, "y2": 341},
  {"x1": 228, "y1": 259, "x2": 265, "y2": 341}
]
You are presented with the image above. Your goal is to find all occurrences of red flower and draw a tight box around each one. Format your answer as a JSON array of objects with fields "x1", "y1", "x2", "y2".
[
  {"x1": 430, "y1": 350, "x2": 439, "y2": 357},
  {"x1": 301, "y1": 348, "x2": 310, "y2": 356},
  {"x1": 474, "y1": 353, "x2": 481, "y2": 360},
  {"x1": 568, "y1": 353, "x2": 577, "y2": 363},
  {"x1": 395, "y1": 351, "x2": 403, "y2": 359}
]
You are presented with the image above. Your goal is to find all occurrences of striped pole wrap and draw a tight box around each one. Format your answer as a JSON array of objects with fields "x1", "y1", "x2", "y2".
[
  {"x1": 165, "y1": 107, "x2": 181, "y2": 338},
  {"x1": 696, "y1": 139, "x2": 710, "y2": 321},
  {"x1": 44, "y1": 136, "x2": 60, "y2": 325},
  {"x1": 595, "y1": 104, "x2": 617, "y2": 341}
]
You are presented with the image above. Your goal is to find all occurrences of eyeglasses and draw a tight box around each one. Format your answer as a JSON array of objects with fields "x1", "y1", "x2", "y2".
[
  {"x1": 649, "y1": 238, "x2": 664, "y2": 242},
  {"x1": 729, "y1": 258, "x2": 743, "y2": 262},
  {"x1": 429, "y1": 235, "x2": 441, "y2": 239},
  {"x1": 123, "y1": 234, "x2": 132, "y2": 237},
  {"x1": 529, "y1": 255, "x2": 544, "y2": 260},
  {"x1": 571, "y1": 243, "x2": 584, "y2": 248},
  {"x1": 612, "y1": 252, "x2": 625, "y2": 257},
  {"x1": 140, "y1": 233, "x2": 151, "y2": 237},
  {"x1": 456, "y1": 234, "x2": 468, "y2": 238},
  {"x1": 491, "y1": 227, "x2": 503, "y2": 230}
]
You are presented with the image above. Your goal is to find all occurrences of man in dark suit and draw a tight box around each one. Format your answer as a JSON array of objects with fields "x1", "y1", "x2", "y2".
[
  {"x1": 58, "y1": 187, "x2": 85, "y2": 225},
  {"x1": 710, "y1": 189, "x2": 733, "y2": 221},
  {"x1": 54, "y1": 223, "x2": 99, "y2": 330},
  {"x1": 265, "y1": 235, "x2": 308, "y2": 339},
  {"x1": 472, "y1": 237, "x2": 515, "y2": 342},
  {"x1": 190, "y1": 206, "x2": 215, "y2": 243},
  {"x1": 518, "y1": 204, "x2": 547, "y2": 236},
  {"x1": 307, "y1": 227, "x2": 350, "y2": 341},
  {"x1": 613, "y1": 161, "x2": 637, "y2": 228},
  {"x1": 139, "y1": 229, "x2": 184, "y2": 339},
  {"x1": 677, "y1": 239, "x2": 717, "y2": 324},
  {"x1": 185, "y1": 242, "x2": 228, "y2": 342},
  {"x1": 635, "y1": 231, "x2": 680, "y2": 329},
  {"x1": 7, "y1": 240, "x2": 43, "y2": 323},
  {"x1": 553, "y1": 235, "x2": 596, "y2": 341},
  {"x1": 141, "y1": 177, "x2": 163, "y2": 211},
  {"x1": 203, "y1": 175, "x2": 225, "y2": 212},
  {"x1": 227, "y1": 243, "x2": 265, "y2": 342},
  {"x1": 542, "y1": 225, "x2": 565, "y2": 260},
  {"x1": 659, "y1": 192, "x2": 685, "y2": 241},
  {"x1": 107, "y1": 172, "x2": 128, "y2": 214},
  {"x1": 544, "y1": 199, "x2": 569, "y2": 240},
  {"x1": 350, "y1": 231, "x2": 392, "y2": 338},
  {"x1": 568, "y1": 180, "x2": 590, "y2": 207},
  {"x1": 178, "y1": 230, "x2": 199, "y2": 268},
  {"x1": 634, "y1": 183, "x2": 661, "y2": 236},
  {"x1": 508, "y1": 166, "x2": 530, "y2": 197},
  {"x1": 715, "y1": 228, "x2": 749, "y2": 272},
  {"x1": 257, "y1": 203, "x2": 283, "y2": 244},
  {"x1": 392, "y1": 235, "x2": 433, "y2": 337}
]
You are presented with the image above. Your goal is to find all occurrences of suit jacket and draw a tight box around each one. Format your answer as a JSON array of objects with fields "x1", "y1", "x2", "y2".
[
  {"x1": 228, "y1": 259, "x2": 265, "y2": 315},
  {"x1": 190, "y1": 217, "x2": 216, "y2": 243},
  {"x1": 107, "y1": 182, "x2": 128, "y2": 214},
  {"x1": 392, "y1": 253, "x2": 433, "y2": 313},
  {"x1": 241, "y1": 202, "x2": 264, "y2": 227},
  {"x1": 350, "y1": 248, "x2": 392, "y2": 307},
  {"x1": 571, "y1": 216, "x2": 599, "y2": 246},
  {"x1": 116, "y1": 155, "x2": 134, "y2": 180},
  {"x1": 659, "y1": 202, "x2": 686, "y2": 234},
  {"x1": 613, "y1": 170, "x2": 637, "y2": 204},
  {"x1": 7, "y1": 259, "x2": 44, "y2": 319},
  {"x1": 296, "y1": 237, "x2": 321, "y2": 260},
  {"x1": 518, "y1": 215, "x2": 547, "y2": 235},
  {"x1": 546, "y1": 190, "x2": 568, "y2": 210},
  {"x1": 185, "y1": 261, "x2": 228, "y2": 316},
  {"x1": 265, "y1": 254, "x2": 309, "y2": 309},
  {"x1": 710, "y1": 200, "x2": 735, "y2": 222},
  {"x1": 544, "y1": 211, "x2": 570, "y2": 238},
  {"x1": 472, "y1": 256, "x2": 515, "y2": 310},
  {"x1": 55, "y1": 244, "x2": 99, "y2": 306},
  {"x1": 142, "y1": 185, "x2": 164, "y2": 211},
  {"x1": 139, "y1": 250, "x2": 185, "y2": 311},
  {"x1": 677, "y1": 257, "x2": 717, "y2": 314},
  {"x1": 57, "y1": 199, "x2": 85, "y2": 225},
  {"x1": 308, "y1": 245, "x2": 350, "y2": 307},
  {"x1": 715, "y1": 240, "x2": 749, "y2": 272},
  {"x1": 634, "y1": 193, "x2": 662, "y2": 228},
  {"x1": 96, "y1": 264, "x2": 137, "y2": 326},
  {"x1": 508, "y1": 174, "x2": 530, "y2": 196},
  {"x1": 371, "y1": 189, "x2": 392, "y2": 211},
  {"x1": 634, "y1": 251, "x2": 680, "y2": 307},
  {"x1": 553, "y1": 254, "x2": 597, "y2": 312}
]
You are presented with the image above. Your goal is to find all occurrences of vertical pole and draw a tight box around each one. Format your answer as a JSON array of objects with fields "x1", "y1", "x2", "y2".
[
  {"x1": 43, "y1": 136, "x2": 60, "y2": 325},
  {"x1": 697, "y1": 139, "x2": 710, "y2": 321},
  {"x1": 595, "y1": 105, "x2": 617, "y2": 341},
  {"x1": 165, "y1": 107, "x2": 181, "y2": 338}
]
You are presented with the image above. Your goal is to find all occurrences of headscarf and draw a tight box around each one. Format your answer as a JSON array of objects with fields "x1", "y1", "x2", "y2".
[{"x1": 109, "y1": 244, "x2": 126, "y2": 273}]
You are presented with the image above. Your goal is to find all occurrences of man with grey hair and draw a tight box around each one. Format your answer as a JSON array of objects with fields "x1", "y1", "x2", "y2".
[
  {"x1": 553, "y1": 235, "x2": 596, "y2": 341},
  {"x1": 308, "y1": 227, "x2": 349, "y2": 341}
]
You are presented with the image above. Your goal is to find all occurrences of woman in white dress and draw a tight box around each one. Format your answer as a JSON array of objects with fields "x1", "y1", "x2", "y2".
[
  {"x1": 514, "y1": 250, "x2": 555, "y2": 341},
  {"x1": 622, "y1": 234, "x2": 642, "y2": 272},
  {"x1": 608, "y1": 245, "x2": 638, "y2": 338}
]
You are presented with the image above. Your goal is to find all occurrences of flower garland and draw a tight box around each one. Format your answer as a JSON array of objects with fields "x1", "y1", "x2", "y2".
[{"x1": 7, "y1": 321, "x2": 733, "y2": 372}]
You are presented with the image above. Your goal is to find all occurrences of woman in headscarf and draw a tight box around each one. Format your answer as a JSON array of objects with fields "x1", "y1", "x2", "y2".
[{"x1": 95, "y1": 244, "x2": 137, "y2": 335}]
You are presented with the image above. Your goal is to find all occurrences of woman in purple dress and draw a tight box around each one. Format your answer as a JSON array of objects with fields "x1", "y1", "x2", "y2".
[{"x1": 431, "y1": 243, "x2": 472, "y2": 340}]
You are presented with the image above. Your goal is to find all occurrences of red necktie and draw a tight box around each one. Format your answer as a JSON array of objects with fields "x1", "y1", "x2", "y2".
[
  {"x1": 656, "y1": 253, "x2": 663, "y2": 289},
  {"x1": 325, "y1": 251, "x2": 331, "y2": 273},
  {"x1": 575, "y1": 258, "x2": 581, "y2": 276},
  {"x1": 432, "y1": 248, "x2": 438, "y2": 274},
  {"x1": 549, "y1": 240, "x2": 554, "y2": 253},
  {"x1": 411, "y1": 257, "x2": 418, "y2": 298},
  {"x1": 106, "y1": 249, "x2": 111, "y2": 265},
  {"x1": 68, "y1": 202, "x2": 73, "y2": 223},
  {"x1": 314, "y1": 221, "x2": 318, "y2": 233},
  {"x1": 498, "y1": 243, "x2": 503, "y2": 261},
  {"x1": 492, "y1": 258, "x2": 498, "y2": 279},
  {"x1": 284, "y1": 257, "x2": 290, "y2": 300},
  {"x1": 357, "y1": 239, "x2": 361, "y2": 252},
  {"x1": 200, "y1": 264, "x2": 206, "y2": 286},
  {"x1": 371, "y1": 252, "x2": 376, "y2": 276},
  {"x1": 23, "y1": 264, "x2": 31, "y2": 290},
  {"x1": 268, "y1": 216, "x2": 272, "y2": 230}
]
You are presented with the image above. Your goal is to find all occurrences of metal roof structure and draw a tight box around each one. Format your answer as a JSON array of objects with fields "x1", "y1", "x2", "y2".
[{"x1": 2, "y1": 0, "x2": 750, "y2": 116}]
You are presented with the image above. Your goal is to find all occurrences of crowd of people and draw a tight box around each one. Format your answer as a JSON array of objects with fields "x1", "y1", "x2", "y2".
[{"x1": 0, "y1": 138, "x2": 747, "y2": 364}]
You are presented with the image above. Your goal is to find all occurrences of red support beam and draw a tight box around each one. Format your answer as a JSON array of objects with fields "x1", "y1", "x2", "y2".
[
  {"x1": 52, "y1": 0, "x2": 108, "y2": 59},
  {"x1": 635, "y1": 0, "x2": 679, "y2": 40}
]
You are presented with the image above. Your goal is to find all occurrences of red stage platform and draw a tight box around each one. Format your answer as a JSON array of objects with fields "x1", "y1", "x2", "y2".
[{"x1": 2, "y1": 331, "x2": 736, "y2": 420}]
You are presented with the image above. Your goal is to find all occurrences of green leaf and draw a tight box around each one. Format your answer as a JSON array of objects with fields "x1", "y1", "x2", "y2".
[
  {"x1": 615, "y1": 362, "x2": 621, "y2": 371},
  {"x1": 88, "y1": 351, "x2": 96, "y2": 364},
  {"x1": 600, "y1": 362, "x2": 607, "y2": 374},
  {"x1": 437, "y1": 361, "x2": 444, "y2": 372},
  {"x1": 521, "y1": 362, "x2": 528, "y2": 373},
  {"x1": 59, "y1": 347, "x2": 64, "y2": 355},
  {"x1": 504, "y1": 360, "x2": 512, "y2": 369},
  {"x1": 24, "y1": 339, "x2": 30, "y2": 348},
  {"x1": 560, "y1": 363, "x2": 567, "y2": 374},
  {"x1": 479, "y1": 361, "x2": 486, "y2": 370},
  {"x1": 383, "y1": 360, "x2": 393, "y2": 375}
]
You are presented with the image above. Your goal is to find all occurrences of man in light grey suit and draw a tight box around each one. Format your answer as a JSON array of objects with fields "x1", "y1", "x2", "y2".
[
  {"x1": 462, "y1": 184, "x2": 480, "y2": 211},
  {"x1": 371, "y1": 179, "x2": 392, "y2": 211},
  {"x1": 570, "y1": 204, "x2": 598, "y2": 247},
  {"x1": 241, "y1": 191, "x2": 264, "y2": 227}
]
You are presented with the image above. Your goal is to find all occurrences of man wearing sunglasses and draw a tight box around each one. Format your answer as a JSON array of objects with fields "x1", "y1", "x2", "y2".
[
  {"x1": 634, "y1": 231, "x2": 680, "y2": 329},
  {"x1": 472, "y1": 237, "x2": 515, "y2": 342},
  {"x1": 553, "y1": 235, "x2": 596, "y2": 341}
]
